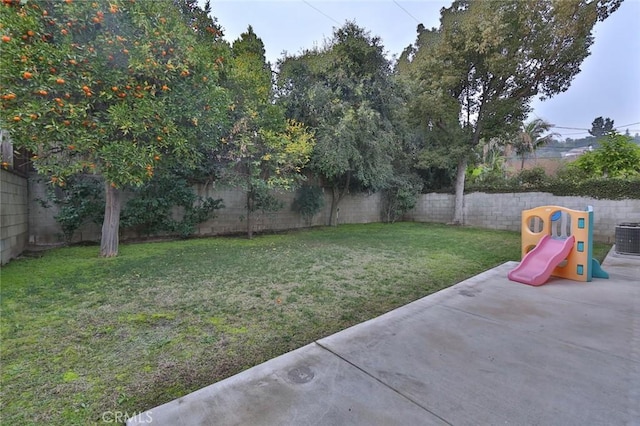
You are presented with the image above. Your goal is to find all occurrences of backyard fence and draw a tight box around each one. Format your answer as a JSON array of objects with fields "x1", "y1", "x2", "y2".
[{"x1": 2, "y1": 171, "x2": 639, "y2": 264}]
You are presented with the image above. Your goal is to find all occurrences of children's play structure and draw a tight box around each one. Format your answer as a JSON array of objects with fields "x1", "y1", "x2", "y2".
[{"x1": 508, "y1": 205, "x2": 609, "y2": 286}]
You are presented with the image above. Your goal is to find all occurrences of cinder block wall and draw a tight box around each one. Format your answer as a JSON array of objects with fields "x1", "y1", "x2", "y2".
[
  {"x1": 28, "y1": 174, "x2": 64, "y2": 245},
  {"x1": 23, "y1": 178, "x2": 640, "y2": 247},
  {"x1": 1, "y1": 169, "x2": 29, "y2": 265},
  {"x1": 195, "y1": 187, "x2": 311, "y2": 236},
  {"x1": 405, "y1": 192, "x2": 640, "y2": 243},
  {"x1": 194, "y1": 187, "x2": 381, "y2": 236}
]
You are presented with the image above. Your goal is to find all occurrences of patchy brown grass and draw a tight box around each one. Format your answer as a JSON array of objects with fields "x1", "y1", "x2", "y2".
[{"x1": 0, "y1": 222, "x2": 610, "y2": 425}]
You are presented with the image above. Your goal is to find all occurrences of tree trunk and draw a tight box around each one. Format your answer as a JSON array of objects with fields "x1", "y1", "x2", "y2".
[
  {"x1": 100, "y1": 182, "x2": 121, "y2": 257},
  {"x1": 329, "y1": 186, "x2": 340, "y2": 227},
  {"x1": 247, "y1": 190, "x2": 254, "y2": 239},
  {"x1": 328, "y1": 172, "x2": 351, "y2": 227},
  {"x1": 452, "y1": 156, "x2": 467, "y2": 225}
]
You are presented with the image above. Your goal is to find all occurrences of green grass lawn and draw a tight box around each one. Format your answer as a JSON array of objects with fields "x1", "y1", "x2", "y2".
[{"x1": 0, "y1": 222, "x2": 611, "y2": 425}]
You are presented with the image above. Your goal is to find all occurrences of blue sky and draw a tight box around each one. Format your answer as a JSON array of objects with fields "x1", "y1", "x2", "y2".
[{"x1": 206, "y1": 0, "x2": 640, "y2": 140}]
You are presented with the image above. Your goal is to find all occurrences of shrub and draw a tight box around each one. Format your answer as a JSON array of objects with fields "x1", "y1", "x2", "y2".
[
  {"x1": 40, "y1": 175, "x2": 104, "y2": 243},
  {"x1": 516, "y1": 167, "x2": 548, "y2": 187},
  {"x1": 121, "y1": 175, "x2": 224, "y2": 238},
  {"x1": 382, "y1": 175, "x2": 423, "y2": 223},
  {"x1": 570, "y1": 133, "x2": 640, "y2": 178},
  {"x1": 292, "y1": 185, "x2": 325, "y2": 224},
  {"x1": 546, "y1": 177, "x2": 640, "y2": 200}
]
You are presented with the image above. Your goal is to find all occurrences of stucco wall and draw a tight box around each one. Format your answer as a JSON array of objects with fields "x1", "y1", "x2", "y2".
[{"x1": 1, "y1": 169, "x2": 29, "y2": 265}]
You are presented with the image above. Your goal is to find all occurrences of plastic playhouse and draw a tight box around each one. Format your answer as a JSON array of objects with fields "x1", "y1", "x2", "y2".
[{"x1": 508, "y1": 205, "x2": 609, "y2": 286}]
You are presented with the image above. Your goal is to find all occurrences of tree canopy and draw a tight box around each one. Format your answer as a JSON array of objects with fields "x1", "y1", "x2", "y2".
[
  {"x1": 589, "y1": 116, "x2": 615, "y2": 138},
  {"x1": 277, "y1": 22, "x2": 398, "y2": 225},
  {"x1": 1, "y1": 0, "x2": 628, "y2": 247},
  {"x1": 221, "y1": 26, "x2": 314, "y2": 238},
  {"x1": 0, "y1": 0, "x2": 229, "y2": 255},
  {"x1": 513, "y1": 118, "x2": 557, "y2": 169},
  {"x1": 569, "y1": 133, "x2": 640, "y2": 178},
  {"x1": 397, "y1": 0, "x2": 622, "y2": 223}
]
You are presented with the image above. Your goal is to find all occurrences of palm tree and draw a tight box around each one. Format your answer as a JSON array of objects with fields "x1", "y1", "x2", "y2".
[{"x1": 513, "y1": 119, "x2": 557, "y2": 170}]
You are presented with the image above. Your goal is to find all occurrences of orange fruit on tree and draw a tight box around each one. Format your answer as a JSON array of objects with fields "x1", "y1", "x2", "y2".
[
  {"x1": 56, "y1": 78, "x2": 65, "y2": 84},
  {"x1": 23, "y1": 71, "x2": 33, "y2": 79},
  {"x1": 1, "y1": 35, "x2": 11, "y2": 43}
]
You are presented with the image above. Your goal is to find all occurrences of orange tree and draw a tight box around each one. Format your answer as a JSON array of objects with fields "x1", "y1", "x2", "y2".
[{"x1": 0, "y1": 0, "x2": 229, "y2": 256}]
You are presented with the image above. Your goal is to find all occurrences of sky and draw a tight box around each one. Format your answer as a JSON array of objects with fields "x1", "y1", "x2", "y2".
[{"x1": 205, "y1": 0, "x2": 640, "y2": 140}]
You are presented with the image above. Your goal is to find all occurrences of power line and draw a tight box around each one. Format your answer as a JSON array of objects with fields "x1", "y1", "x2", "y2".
[
  {"x1": 551, "y1": 121, "x2": 640, "y2": 135},
  {"x1": 302, "y1": 1, "x2": 341, "y2": 26},
  {"x1": 552, "y1": 126, "x2": 589, "y2": 131},
  {"x1": 393, "y1": 0, "x2": 421, "y2": 24},
  {"x1": 616, "y1": 121, "x2": 640, "y2": 128}
]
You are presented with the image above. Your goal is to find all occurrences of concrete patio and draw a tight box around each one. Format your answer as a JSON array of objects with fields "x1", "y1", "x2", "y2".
[{"x1": 128, "y1": 247, "x2": 639, "y2": 425}]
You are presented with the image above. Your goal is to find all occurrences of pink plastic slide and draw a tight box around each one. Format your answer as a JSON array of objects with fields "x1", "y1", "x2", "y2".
[{"x1": 508, "y1": 234, "x2": 576, "y2": 286}]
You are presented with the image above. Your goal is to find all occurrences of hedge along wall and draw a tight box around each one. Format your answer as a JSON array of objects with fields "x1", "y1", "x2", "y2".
[
  {"x1": 23, "y1": 175, "x2": 640, "y2": 247},
  {"x1": 1, "y1": 169, "x2": 29, "y2": 265}
]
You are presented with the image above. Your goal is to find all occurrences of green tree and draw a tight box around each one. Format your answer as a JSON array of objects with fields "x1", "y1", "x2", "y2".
[
  {"x1": 221, "y1": 27, "x2": 314, "y2": 238},
  {"x1": 589, "y1": 116, "x2": 615, "y2": 138},
  {"x1": 570, "y1": 133, "x2": 640, "y2": 178},
  {"x1": 513, "y1": 118, "x2": 557, "y2": 169},
  {"x1": 0, "y1": 0, "x2": 229, "y2": 256},
  {"x1": 278, "y1": 23, "x2": 397, "y2": 226},
  {"x1": 398, "y1": 0, "x2": 621, "y2": 224}
]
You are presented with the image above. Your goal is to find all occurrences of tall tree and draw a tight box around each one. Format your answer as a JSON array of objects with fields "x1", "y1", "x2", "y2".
[
  {"x1": 514, "y1": 118, "x2": 557, "y2": 169},
  {"x1": 278, "y1": 22, "x2": 396, "y2": 226},
  {"x1": 0, "y1": 0, "x2": 229, "y2": 256},
  {"x1": 398, "y1": 0, "x2": 621, "y2": 224},
  {"x1": 221, "y1": 27, "x2": 314, "y2": 238},
  {"x1": 589, "y1": 116, "x2": 615, "y2": 138}
]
